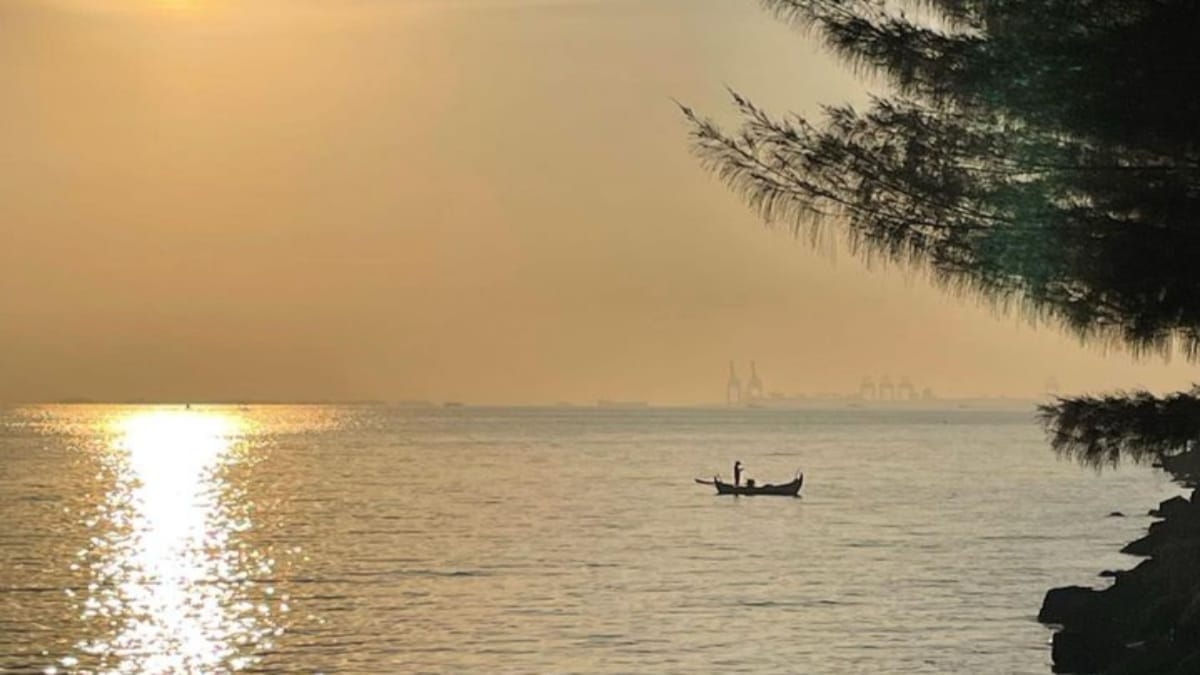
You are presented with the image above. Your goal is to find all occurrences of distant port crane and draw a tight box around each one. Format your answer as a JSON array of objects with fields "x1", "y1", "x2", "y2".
[{"x1": 727, "y1": 361, "x2": 742, "y2": 405}]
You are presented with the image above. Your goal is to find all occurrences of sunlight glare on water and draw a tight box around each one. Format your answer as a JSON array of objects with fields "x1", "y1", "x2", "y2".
[{"x1": 71, "y1": 409, "x2": 275, "y2": 674}]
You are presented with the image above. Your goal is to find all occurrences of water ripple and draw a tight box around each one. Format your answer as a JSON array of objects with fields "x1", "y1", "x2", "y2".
[{"x1": 0, "y1": 404, "x2": 1182, "y2": 674}]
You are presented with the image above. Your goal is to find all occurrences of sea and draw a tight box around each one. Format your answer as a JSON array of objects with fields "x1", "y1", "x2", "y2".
[{"x1": 0, "y1": 404, "x2": 1182, "y2": 674}]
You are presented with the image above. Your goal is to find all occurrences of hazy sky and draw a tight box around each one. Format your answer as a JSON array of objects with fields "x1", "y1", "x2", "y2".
[{"x1": 2, "y1": 0, "x2": 1198, "y2": 404}]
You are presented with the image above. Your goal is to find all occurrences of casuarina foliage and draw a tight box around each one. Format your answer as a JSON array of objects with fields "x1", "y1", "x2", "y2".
[{"x1": 686, "y1": 0, "x2": 1200, "y2": 362}]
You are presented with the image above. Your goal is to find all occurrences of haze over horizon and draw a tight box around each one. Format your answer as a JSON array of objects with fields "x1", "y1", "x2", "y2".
[{"x1": 4, "y1": 0, "x2": 1200, "y2": 405}]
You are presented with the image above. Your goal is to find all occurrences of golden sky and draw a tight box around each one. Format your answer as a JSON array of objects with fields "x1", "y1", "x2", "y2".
[{"x1": 2, "y1": 0, "x2": 1198, "y2": 404}]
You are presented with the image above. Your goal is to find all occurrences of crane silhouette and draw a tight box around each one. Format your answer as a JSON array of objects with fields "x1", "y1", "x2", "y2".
[
  {"x1": 726, "y1": 361, "x2": 742, "y2": 405},
  {"x1": 745, "y1": 361, "x2": 764, "y2": 401},
  {"x1": 860, "y1": 376, "x2": 877, "y2": 400}
]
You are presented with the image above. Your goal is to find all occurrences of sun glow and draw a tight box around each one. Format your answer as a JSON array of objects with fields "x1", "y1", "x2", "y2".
[{"x1": 70, "y1": 409, "x2": 278, "y2": 673}]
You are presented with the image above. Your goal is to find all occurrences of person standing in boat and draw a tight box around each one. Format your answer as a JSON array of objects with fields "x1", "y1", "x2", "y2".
[{"x1": 734, "y1": 461, "x2": 743, "y2": 487}]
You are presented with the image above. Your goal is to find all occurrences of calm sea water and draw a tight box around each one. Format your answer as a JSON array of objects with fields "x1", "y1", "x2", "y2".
[{"x1": 0, "y1": 404, "x2": 1181, "y2": 674}]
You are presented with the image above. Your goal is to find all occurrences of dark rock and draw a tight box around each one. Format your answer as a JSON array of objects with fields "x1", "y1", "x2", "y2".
[
  {"x1": 1176, "y1": 588, "x2": 1200, "y2": 643},
  {"x1": 1040, "y1": 586, "x2": 1103, "y2": 625},
  {"x1": 1109, "y1": 511, "x2": 1126, "y2": 517},
  {"x1": 1138, "y1": 593, "x2": 1182, "y2": 636},
  {"x1": 1169, "y1": 649, "x2": 1200, "y2": 675},
  {"x1": 1108, "y1": 638, "x2": 1182, "y2": 675},
  {"x1": 1122, "y1": 531, "x2": 1163, "y2": 556},
  {"x1": 1126, "y1": 509, "x2": 1200, "y2": 556},
  {"x1": 1150, "y1": 495, "x2": 1191, "y2": 519},
  {"x1": 1160, "y1": 452, "x2": 1200, "y2": 487},
  {"x1": 1103, "y1": 558, "x2": 1157, "y2": 596},
  {"x1": 1051, "y1": 630, "x2": 1126, "y2": 673},
  {"x1": 1047, "y1": 449, "x2": 1200, "y2": 674},
  {"x1": 1121, "y1": 520, "x2": 1175, "y2": 556}
]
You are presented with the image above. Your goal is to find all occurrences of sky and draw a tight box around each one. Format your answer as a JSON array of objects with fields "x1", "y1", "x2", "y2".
[{"x1": 2, "y1": 0, "x2": 1199, "y2": 404}]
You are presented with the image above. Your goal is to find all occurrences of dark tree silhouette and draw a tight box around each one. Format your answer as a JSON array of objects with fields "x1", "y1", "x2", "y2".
[
  {"x1": 686, "y1": 0, "x2": 1200, "y2": 365},
  {"x1": 687, "y1": 4, "x2": 1200, "y2": 671},
  {"x1": 1039, "y1": 387, "x2": 1200, "y2": 468}
]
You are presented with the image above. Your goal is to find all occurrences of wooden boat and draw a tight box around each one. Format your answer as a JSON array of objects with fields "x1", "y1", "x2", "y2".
[{"x1": 694, "y1": 473, "x2": 803, "y2": 497}]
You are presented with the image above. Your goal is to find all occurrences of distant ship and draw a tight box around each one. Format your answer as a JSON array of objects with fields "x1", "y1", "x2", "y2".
[{"x1": 443, "y1": 401, "x2": 464, "y2": 408}]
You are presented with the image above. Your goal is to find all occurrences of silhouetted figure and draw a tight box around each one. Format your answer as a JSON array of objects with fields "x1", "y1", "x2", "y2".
[{"x1": 734, "y1": 461, "x2": 743, "y2": 487}]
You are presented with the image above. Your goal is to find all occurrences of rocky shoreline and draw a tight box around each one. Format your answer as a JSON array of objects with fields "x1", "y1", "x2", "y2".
[{"x1": 1039, "y1": 453, "x2": 1200, "y2": 673}]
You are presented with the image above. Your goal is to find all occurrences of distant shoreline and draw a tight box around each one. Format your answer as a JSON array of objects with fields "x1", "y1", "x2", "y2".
[{"x1": 6, "y1": 398, "x2": 1045, "y2": 411}]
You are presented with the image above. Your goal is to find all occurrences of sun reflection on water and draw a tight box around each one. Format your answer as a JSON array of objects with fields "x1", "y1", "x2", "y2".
[{"x1": 70, "y1": 408, "x2": 279, "y2": 674}]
